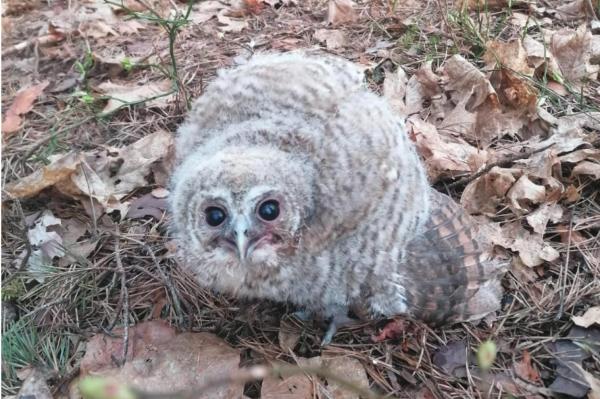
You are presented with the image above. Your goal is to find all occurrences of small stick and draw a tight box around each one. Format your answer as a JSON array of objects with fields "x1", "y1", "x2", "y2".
[
  {"x1": 114, "y1": 227, "x2": 130, "y2": 366},
  {"x1": 2, "y1": 200, "x2": 32, "y2": 286},
  {"x1": 555, "y1": 209, "x2": 573, "y2": 321},
  {"x1": 446, "y1": 143, "x2": 555, "y2": 189}
]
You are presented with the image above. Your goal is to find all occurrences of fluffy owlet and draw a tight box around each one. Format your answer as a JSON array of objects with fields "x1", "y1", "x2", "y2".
[{"x1": 170, "y1": 51, "x2": 506, "y2": 344}]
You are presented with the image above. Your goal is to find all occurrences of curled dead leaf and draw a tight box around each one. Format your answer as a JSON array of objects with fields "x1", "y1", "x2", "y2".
[
  {"x1": 525, "y1": 203, "x2": 564, "y2": 234},
  {"x1": 506, "y1": 175, "x2": 546, "y2": 213},
  {"x1": 409, "y1": 117, "x2": 487, "y2": 182}
]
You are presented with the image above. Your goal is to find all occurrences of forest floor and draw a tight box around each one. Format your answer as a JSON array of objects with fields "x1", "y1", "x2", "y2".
[{"x1": 1, "y1": 0, "x2": 599, "y2": 398}]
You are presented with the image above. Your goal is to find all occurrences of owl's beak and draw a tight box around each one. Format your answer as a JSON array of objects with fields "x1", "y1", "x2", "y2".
[{"x1": 234, "y1": 216, "x2": 250, "y2": 262}]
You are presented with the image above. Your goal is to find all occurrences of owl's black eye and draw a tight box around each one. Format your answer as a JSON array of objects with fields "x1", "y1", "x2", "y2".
[
  {"x1": 258, "y1": 200, "x2": 280, "y2": 221},
  {"x1": 205, "y1": 206, "x2": 226, "y2": 226}
]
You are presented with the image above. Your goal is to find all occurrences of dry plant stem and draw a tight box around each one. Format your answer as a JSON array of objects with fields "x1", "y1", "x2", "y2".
[
  {"x1": 119, "y1": 234, "x2": 184, "y2": 322},
  {"x1": 134, "y1": 364, "x2": 383, "y2": 399},
  {"x1": 2, "y1": 200, "x2": 32, "y2": 287},
  {"x1": 114, "y1": 228, "x2": 130, "y2": 366},
  {"x1": 556, "y1": 209, "x2": 574, "y2": 321},
  {"x1": 446, "y1": 143, "x2": 555, "y2": 189}
]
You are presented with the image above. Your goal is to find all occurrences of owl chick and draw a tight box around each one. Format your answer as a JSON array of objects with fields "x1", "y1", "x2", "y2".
[{"x1": 170, "y1": 51, "x2": 506, "y2": 344}]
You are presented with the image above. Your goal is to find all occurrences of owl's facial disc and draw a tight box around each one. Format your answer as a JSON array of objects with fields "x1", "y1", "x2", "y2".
[{"x1": 203, "y1": 194, "x2": 287, "y2": 263}]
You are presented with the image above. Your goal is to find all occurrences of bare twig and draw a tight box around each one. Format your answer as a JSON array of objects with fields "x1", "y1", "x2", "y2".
[
  {"x1": 556, "y1": 209, "x2": 574, "y2": 320},
  {"x1": 2, "y1": 200, "x2": 32, "y2": 287},
  {"x1": 114, "y1": 228, "x2": 130, "y2": 366},
  {"x1": 446, "y1": 143, "x2": 555, "y2": 189}
]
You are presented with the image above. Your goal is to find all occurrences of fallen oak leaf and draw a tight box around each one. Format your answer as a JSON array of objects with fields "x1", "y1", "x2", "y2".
[{"x1": 2, "y1": 81, "x2": 49, "y2": 137}]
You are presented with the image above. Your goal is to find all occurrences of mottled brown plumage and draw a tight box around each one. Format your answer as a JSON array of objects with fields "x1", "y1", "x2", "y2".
[{"x1": 169, "y1": 51, "x2": 506, "y2": 344}]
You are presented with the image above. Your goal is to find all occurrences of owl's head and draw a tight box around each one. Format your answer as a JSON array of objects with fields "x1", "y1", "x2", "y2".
[{"x1": 171, "y1": 145, "x2": 315, "y2": 273}]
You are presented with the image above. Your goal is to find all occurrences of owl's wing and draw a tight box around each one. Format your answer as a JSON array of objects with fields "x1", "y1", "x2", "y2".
[{"x1": 402, "y1": 190, "x2": 507, "y2": 325}]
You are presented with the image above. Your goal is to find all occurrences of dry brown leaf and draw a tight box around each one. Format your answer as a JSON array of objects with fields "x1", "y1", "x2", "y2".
[
  {"x1": 5, "y1": 131, "x2": 173, "y2": 214},
  {"x1": 460, "y1": 167, "x2": 519, "y2": 215},
  {"x1": 522, "y1": 35, "x2": 562, "y2": 77},
  {"x1": 484, "y1": 40, "x2": 535, "y2": 76},
  {"x1": 405, "y1": 62, "x2": 441, "y2": 115},
  {"x1": 571, "y1": 363, "x2": 600, "y2": 399},
  {"x1": 572, "y1": 160, "x2": 600, "y2": 179},
  {"x1": 560, "y1": 148, "x2": 600, "y2": 163},
  {"x1": 2, "y1": 81, "x2": 49, "y2": 137},
  {"x1": 327, "y1": 0, "x2": 356, "y2": 25},
  {"x1": 506, "y1": 175, "x2": 546, "y2": 213},
  {"x1": 25, "y1": 210, "x2": 64, "y2": 282},
  {"x1": 556, "y1": 0, "x2": 597, "y2": 21},
  {"x1": 189, "y1": 0, "x2": 226, "y2": 23},
  {"x1": 408, "y1": 117, "x2": 488, "y2": 181},
  {"x1": 314, "y1": 28, "x2": 346, "y2": 49},
  {"x1": 572, "y1": 307, "x2": 600, "y2": 328},
  {"x1": 486, "y1": 221, "x2": 559, "y2": 267},
  {"x1": 321, "y1": 354, "x2": 370, "y2": 399},
  {"x1": 261, "y1": 374, "x2": 313, "y2": 399},
  {"x1": 278, "y1": 319, "x2": 301, "y2": 352},
  {"x1": 383, "y1": 67, "x2": 409, "y2": 115},
  {"x1": 4, "y1": 152, "x2": 82, "y2": 199},
  {"x1": 97, "y1": 80, "x2": 174, "y2": 114},
  {"x1": 526, "y1": 203, "x2": 563, "y2": 234},
  {"x1": 80, "y1": 321, "x2": 244, "y2": 398},
  {"x1": 442, "y1": 55, "x2": 497, "y2": 112},
  {"x1": 217, "y1": 9, "x2": 248, "y2": 32},
  {"x1": 455, "y1": 0, "x2": 514, "y2": 10},
  {"x1": 15, "y1": 368, "x2": 52, "y2": 399},
  {"x1": 491, "y1": 68, "x2": 538, "y2": 111},
  {"x1": 372, "y1": 318, "x2": 405, "y2": 342},
  {"x1": 126, "y1": 193, "x2": 167, "y2": 220},
  {"x1": 514, "y1": 350, "x2": 541, "y2": 383},
  {"x1": 552, "y1": 24, "x2": 599, "y2": 84}
]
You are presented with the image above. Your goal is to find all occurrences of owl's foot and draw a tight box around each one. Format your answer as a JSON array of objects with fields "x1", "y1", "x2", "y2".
[{"x1": 321, "y1": 313, "x2": 358, "y2": 347}]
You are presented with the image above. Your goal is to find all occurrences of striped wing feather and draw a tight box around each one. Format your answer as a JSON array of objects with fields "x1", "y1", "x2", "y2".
[{"x1": 403, "y1": 190, "x2": 506, "y2": 325}]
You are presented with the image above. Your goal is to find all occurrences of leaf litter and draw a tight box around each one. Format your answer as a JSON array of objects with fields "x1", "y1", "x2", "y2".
[{"x1": 1, "y1": 0, "x2": 599, "y2": 398}]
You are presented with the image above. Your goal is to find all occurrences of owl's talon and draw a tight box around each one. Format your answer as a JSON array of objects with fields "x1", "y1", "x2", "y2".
[
  {"x1": 320, "y1": 313, "x2": 357, "y2": 346},
  {"x1": 321, "y1": 322, "x2": 337, "y2": 347}
]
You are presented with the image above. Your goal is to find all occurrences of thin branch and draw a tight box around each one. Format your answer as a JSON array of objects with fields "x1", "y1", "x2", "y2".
[{"x1": 446, "y1": 143, "x2": 555, "y2": 189}]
